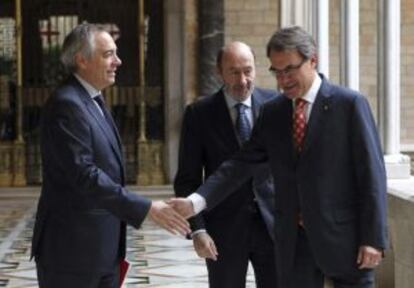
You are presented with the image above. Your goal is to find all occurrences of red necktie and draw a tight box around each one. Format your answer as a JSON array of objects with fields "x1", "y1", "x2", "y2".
[{"x1": 293, "y1": 98, "x2": 307, "y2": 152}]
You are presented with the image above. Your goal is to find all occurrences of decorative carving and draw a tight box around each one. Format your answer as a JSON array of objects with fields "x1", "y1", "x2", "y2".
[
  {"x1": 0, "y1": 143, "x2": 13, "y2": 186},
  {"x1": 136, "y1": 140, "x2": 165, "y2": 185},
  {"x1": 12, "y1": 139, "x2": 26, "y2": 186}
]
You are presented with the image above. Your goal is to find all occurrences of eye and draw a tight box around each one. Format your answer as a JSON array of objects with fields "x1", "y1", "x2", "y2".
[
  {"x1": 244, "y1": 69, "x2": 252, "y2": 76},
  {"x1": 104, "y1": 50, "x2": 115, "y2": 58},
  {"x1": 284, "y1": 66, "x2": 294, "y2": 73}
]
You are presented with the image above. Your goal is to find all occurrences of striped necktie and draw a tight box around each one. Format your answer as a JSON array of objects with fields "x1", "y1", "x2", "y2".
[{"x1": 235, "y1": 103, "x2": 252, "y2": 144}]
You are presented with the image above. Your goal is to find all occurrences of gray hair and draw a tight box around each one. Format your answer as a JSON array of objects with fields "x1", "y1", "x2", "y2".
[
  {"x1": 60, "y1": 23, "x2": 107, "y2": 73},
  {"x1": 266, "y1": 26, "x2": 317, "y2": 60}
]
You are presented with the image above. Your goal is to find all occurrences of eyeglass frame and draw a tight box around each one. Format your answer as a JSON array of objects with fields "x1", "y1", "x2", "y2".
[{"x1": 268, "y1": 57, "x2": 308, "y2": 78}]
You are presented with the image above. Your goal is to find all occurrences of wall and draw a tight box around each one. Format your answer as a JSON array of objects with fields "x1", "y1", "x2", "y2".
[{"x1": 224, "y1": 0, "x2": 280, "y2": 89}]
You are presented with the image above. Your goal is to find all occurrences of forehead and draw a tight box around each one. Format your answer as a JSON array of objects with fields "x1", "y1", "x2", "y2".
[
  {"x1": 222, "y1": 47, "x2": 255, "y2": 68},
  {"x1": 93, "y1": 31, "x2": 116, "y2": 50},
  {"x1": 269, "y1": 49, "x2": 302, "y2": 67}
]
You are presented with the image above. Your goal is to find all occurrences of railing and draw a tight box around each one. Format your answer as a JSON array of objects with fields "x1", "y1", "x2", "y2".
[{"x1": 0, "y1": 85, "x2": 164, "y2": 186}]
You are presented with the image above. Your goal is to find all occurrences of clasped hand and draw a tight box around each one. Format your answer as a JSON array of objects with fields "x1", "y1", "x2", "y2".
[
  {"x1": 148, "y1": 200, "x2": 192, "y2": 236},
  {"x1": 167, "y1": 198, "x2": 196, "y2": 219}
]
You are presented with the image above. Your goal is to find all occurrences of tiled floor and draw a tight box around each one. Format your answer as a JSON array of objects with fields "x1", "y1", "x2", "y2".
[{"x1": 0, "y1": 188, "x2": 256, "y2": 288}]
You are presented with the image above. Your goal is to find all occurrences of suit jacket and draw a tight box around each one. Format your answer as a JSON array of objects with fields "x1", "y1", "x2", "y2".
[
  {"x1": 195, "y1": 75, "x2": 388, "y2": 287},
  {"x1": 174, "y1": 87, "x2": 277, "y2": 243},
  {"x1": 31, "y1": 76, "x2": 151, "y2": 273}
]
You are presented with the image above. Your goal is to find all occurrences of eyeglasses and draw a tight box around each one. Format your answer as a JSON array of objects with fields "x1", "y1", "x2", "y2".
[{"x1": 268, "y1": 58, "x2": 308, "y2": 78}]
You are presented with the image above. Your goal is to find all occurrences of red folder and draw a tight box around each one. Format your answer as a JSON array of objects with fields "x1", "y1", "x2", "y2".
[{"x1": 119, "y1": 259, "x2": 130, "y2": 287}]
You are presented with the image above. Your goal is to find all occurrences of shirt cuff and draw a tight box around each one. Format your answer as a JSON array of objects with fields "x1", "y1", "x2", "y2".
[
  {"x1": 190, "y1": 229, "x2": 207, "y2": 238},
  {"x1": 188, "y1": 193, "x2": 206, "y2": 214}
]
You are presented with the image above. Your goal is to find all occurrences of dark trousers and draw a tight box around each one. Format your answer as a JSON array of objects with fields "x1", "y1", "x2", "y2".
[
  {"x1": 36, "y1": 262, "x2": 119, "y2": 288},
  {"x1": 291, "y1": 228, "x2": 374, "y2": 288},
  {"x1": 206, "y1": 212, "x2": 276, "y2": 288}
]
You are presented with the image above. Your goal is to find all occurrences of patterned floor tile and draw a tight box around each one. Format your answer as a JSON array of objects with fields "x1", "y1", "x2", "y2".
[{"x1": 0, "y1": 189, "x2": 256, "y2": 287}]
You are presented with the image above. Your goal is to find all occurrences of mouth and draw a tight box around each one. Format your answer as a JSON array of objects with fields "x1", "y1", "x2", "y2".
[{"x1": 281, "y1": 82, "x2": 298, "y2": 96}]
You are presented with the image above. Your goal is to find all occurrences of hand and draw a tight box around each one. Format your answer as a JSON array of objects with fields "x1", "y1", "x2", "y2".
[
  {"x1": 193, "y1": 232, "x2": 218, "y2": 261},
  {"x1": 148, "y1": 200, "x2": 191, "y2": 236},
  {"x1": 357, "y1": 245, "x2": 383, "y2": 269},
  {"x1": 167, "y1": 198, "x2": 195, "y2": 219}
]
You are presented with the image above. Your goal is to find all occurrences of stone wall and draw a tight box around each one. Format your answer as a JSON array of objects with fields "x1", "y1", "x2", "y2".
[
  {"x1": 224, "y1": 0, "x2": 279, "y2": 89},
  {"x1": 387, "y1": 179, "x2": 414, "y2": 288},
  {"x1": 401, "y1": 0, "x2": 414, "y2": 145}
]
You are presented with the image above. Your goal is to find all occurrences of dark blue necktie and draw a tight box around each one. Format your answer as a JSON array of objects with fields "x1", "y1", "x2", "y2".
[
  {"x1": 93, "y1": 94, "x2": 113, "y2": 125},
  {"x1": 235, "y1": 103, "x2": 252, "y2": 144},
  {"x1": 93, "y1": 94, "x2": 121, "y2": 147}
]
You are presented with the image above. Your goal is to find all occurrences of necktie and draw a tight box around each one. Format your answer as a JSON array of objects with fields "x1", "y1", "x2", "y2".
[
  {"x1": 235, "y1": 103, "x2": 252, "y2": 144},
  {"x1": 93, "y1": 94, "x2": 113, "y2": 125},
  {"x1": 293, "y1": 98, "x2": 307, "y2": 152},
  {"x1": 93, "y1": 94, "x2": 120, "y2": 145}
]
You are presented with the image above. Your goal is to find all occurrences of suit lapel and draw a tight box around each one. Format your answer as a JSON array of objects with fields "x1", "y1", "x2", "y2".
[
  {"x1": 212, "y1": 91, "x2": 240, "y2": 149},
  {"x1": 251, "y1": 89, "x2": 265, "y2": 122},
  {"x1": 268, "y1": 96, "x2": 296, "y2": 164},
  {"x1": 283, "y1": 98, "x2": 296, "y2": 161},
  {"x1": 302, "y1": 79, "x2": 332, "y2": 155},
  {"x1": 71, "y1": 78, "x2": 124, "y2": 166}
]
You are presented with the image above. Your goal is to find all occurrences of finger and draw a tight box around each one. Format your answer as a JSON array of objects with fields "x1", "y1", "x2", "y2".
[
  {"x1": 171, "y1": 219, "x2": 191, "y2": 235},
  {"x1": 359, "y1": 256, "x2": 376, "y2": 269},
  {"x1": 356, "y1": 249, "x2": 363, "y2": 265},
  {"x1": 358, "y1": 250, "x2": 371, "y2": 269},
  {"x1": 153, "y1": 213, "x2": 190, "y2": 236},
  {"x1": 168, "y1": 212, "x2": 191, "y2": 232},
  {"x1": 205, "y1": 248, "x2": 217, "y2": 261},
  {"x1": 210, "y1": 241, "x2": 218, "y2": 257},
  {"x1": 162, "y1": 218, "x2": 190, "y2": 236},
  {"x1": 207, "y1": 243, "x2": 218, "y2": 261}
]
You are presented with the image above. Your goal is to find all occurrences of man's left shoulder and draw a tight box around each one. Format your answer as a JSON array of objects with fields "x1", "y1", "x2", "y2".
[
  {"x1": 322, "y1": 80, "x2": 366, "y2": 103},
  {"x1": 253, "y1": 87, "x2": 279, "y2": 101}
]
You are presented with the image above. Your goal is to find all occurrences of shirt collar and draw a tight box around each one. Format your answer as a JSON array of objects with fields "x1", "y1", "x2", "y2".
[
  {"x1": 74, "y1": 74, "x2": 101, "y2": 98},
  {"x1": 300, "y1": 72, "x2": 321, "y2": 104},
  {"x1": 223, "y1": 89, "x2": 253, "y2": 110}
]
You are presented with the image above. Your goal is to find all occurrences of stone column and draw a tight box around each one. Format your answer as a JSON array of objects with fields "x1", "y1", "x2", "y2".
[
  {"x1": 340, "y1": 0, "x2": 359, "y2": 90},
  {"x1": 280, "y1": 0, "x2": 329, "y2": 77},
  {"x1": 378, "y1": 0, "x2": 411, "y2": 179},
  {"x1": 313, "y1": 0, "x2": 329, "y2": 77},
  {"x1": 198, "y1": 0, "x2": 224, "y2": 97},
  {"x1": 280, "y1": 0, "x2": 313, "y2": 30},
  {"x1": 164, "y1": 0, "x2": 185, "y2": 182}
]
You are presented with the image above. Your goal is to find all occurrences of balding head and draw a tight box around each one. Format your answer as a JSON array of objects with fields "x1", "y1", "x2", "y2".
[
  {"x1": 216, "y1": 41, "x2": 256, "y2": 72},
  {"x1": 216, "y1": 42, "x2": 256, "y2": 102}
]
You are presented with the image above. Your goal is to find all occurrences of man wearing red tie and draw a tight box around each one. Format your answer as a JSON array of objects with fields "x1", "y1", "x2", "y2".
[{"x1": 170, "y1": 26, "x2": 387, "y2": 288}]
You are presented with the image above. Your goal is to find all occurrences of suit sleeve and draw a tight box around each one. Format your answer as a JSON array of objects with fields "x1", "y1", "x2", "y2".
[
  {"x1": 45, "y1": 97, "x2": 151, "y2": 228},
  {"x1": 174, "y1": 105, "x2": 207, "y2": 231},
  {"x1": 351, "y1": 96, "x2": 388, "y2": 249},
  {"x1": 196, "y1": 105, "x2": 270, "y2": 211}
]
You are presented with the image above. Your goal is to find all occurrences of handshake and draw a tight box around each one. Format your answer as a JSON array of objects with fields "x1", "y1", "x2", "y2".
[{"x1": 148, "y1": 198, "x2": 196, "y2": 236}]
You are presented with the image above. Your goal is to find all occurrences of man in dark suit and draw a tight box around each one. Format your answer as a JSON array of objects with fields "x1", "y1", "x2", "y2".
[
  {"x1": 31, "y1": 23, "x2": 189, "y2": 288},
  {"x1": 174, "y1": 42, "x2": 277, "y2": 287},
  {"x1": 170, "y1": 26, "x2": 387, "y2": 288}
]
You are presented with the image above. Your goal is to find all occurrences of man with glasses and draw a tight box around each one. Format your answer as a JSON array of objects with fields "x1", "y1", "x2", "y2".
[{"x1": 170, "y1": 26, "x2": 387, "y2": 288}]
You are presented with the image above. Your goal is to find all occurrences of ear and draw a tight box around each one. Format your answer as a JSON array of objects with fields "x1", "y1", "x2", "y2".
[
  {"x1": 75, "y1": 53, "x2": 87, "y2": 70},
  {"x1": 215, "y1": 65, "x2": 224, "y2": 81},
  {"x1": 310, "y1": 54, "x2": 318, "y2": 69}
]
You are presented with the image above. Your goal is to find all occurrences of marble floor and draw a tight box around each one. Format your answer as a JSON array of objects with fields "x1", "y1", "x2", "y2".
[{"x1": 0, "y1": 187, "x2": 256, "y2": 288}]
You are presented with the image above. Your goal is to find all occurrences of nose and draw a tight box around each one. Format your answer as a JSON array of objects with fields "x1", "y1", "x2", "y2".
[
  {"x1": 238, "y1": 72, "x2": 248, "y2": 85},
  {"x1": 114, "y1": 54, "x2": 122, "y2": 66},
  {"x1": 275, "y1": 73, "x2": 291, "y2": 85}
]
